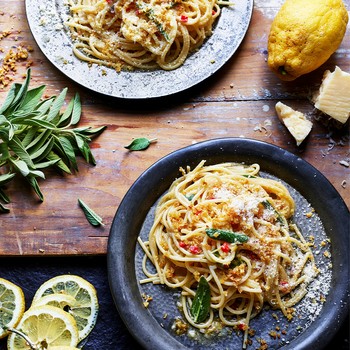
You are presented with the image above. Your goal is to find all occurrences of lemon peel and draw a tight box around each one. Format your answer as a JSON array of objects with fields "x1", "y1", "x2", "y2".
[{"x1": 267, "y1": 0, "x2": 349, "y2": 81}]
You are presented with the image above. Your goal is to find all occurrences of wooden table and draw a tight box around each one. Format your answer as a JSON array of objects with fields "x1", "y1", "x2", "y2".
[{"x1": 1, "y1": 0, "x2": 349, "y2": 256}]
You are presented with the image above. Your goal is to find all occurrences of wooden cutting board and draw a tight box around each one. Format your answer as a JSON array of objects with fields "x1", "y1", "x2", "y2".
[{"x1": 0, "y1": 1, "x2": 349, "y2": 256}]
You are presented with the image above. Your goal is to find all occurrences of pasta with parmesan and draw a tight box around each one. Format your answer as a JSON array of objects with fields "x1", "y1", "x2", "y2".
[
  {"x1": 138, "y1": 161, "x2": 319, "y2": 348},
  {"x1": 65, "y1": 0, "x2": 231, "y2": 71}
]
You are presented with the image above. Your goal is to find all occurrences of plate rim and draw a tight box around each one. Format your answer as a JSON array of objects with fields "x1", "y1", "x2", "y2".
[
  {"x1": 107, "y1": 137, "x2": 350, "y2": 350},
  {"x1": 25, "y1": 0, "x2": 253, "y2": 99}
]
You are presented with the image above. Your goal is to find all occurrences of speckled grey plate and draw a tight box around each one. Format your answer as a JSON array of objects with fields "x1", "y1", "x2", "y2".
[
  {"x1": 25, "y1": 0, "x2": 253, "y2": 99},
  {"x1": 108, "y1": 138, "x2": 349, "y2": 350}
]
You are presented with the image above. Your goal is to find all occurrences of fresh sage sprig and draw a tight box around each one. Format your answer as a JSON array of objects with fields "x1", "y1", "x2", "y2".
[{"x1": 0, "y1": 69, "x2": 106, "y2": 208}]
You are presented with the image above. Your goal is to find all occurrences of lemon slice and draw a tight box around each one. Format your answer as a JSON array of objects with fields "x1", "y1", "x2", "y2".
[
  {"x1": 32, "y1": 275, "x2": 99, "y2": 341},
  {"x1": 0, "y1": 278, "x2": 25, "y2": 339},
  {"x1": 7, "y1": 305, "x2": 79, "y2": 349},
  {"x1": 32, "y1": 293, "x2": 93, "y2": 342}
]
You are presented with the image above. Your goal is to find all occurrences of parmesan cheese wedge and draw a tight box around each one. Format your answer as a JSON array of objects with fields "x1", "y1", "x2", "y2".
[
  {"x1": 275, "y1": 102, "x2": 313, "y2": 146},
  {"x1": 314, "y1": 66, "x2": 350, "y2": 124}
]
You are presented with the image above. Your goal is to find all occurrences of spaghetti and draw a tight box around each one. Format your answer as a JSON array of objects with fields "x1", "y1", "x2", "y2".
[
  {"x1": 138, "y1": 161, "x2": 319, "y2": 348},
  {"x1": 64, "y1": 0, "x2": 230, "y2": 71}
]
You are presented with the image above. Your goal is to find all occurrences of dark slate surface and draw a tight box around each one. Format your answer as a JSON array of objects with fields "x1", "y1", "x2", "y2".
[
  {"x1": 0, "y1": 256, "x2": 141, "y2": 350},
  {"x1": 0, "y1": 256, "x2": 348, "y2": 350}
]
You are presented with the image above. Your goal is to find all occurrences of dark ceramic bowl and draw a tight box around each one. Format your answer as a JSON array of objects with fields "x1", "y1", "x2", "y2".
[{"x1": 108, "y1": 138, "x2": 349, "y2": 350}]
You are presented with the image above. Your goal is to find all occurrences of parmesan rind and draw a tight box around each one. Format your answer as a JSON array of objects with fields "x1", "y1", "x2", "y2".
[
  {"x1": 314, "y1": 66, "x2": 350, "y2": 124},
  {"x1": 275, "y1": 102, "x2": 313, "y2": 146}
]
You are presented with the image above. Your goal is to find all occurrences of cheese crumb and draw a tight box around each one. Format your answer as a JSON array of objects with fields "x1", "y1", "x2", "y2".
[
  {"x1": 314, "y1": 66, "x2": 350, "y2": 124},
  {"x1": 275, "y1": 102, "x2": 313, "y2": 146}
]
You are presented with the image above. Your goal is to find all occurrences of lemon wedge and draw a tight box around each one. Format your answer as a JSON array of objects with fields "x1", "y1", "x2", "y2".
[
  {"x1": 0, "y1": 278, "x2": 25, "y2": 339},
  {"x1": 7, "y1": 305, "x2": 79, "y2": 350},
  {"x1": 32, "y1": 275, "x2": 99, "y2": 341}
]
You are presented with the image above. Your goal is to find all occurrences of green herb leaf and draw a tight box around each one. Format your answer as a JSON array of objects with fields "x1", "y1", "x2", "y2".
[
  {"x1": 205, "y1": 228, "x2": 249, "y2": 244},
  {"x1": 185, "y1": 194, "x2": 195, "y2": 201},
  {"x1": 46, "y1": 88, "x2": 67, "y2": 122},
  {"x1": 262, "y1": 200, "x2": 285, "y2": 225},
  {"x1": 125, "y1": 137, "x2": 157, "y2": 151},
  {"x1": 242, "y1": 174, "x2": 256, "y2": 178},
  {"x1": 0, "y1": 202, "x2": 10, "y2": 213},
  {"x1": 190, "y1": 276, "x2": 211, "y2": 323},
  {"x1": 26, "y1": 175, "x2": 44, "y2": 202},
  {"x1": 18, "y1": 85, "x2": 45, "y2": 113},
  {"x1": 0, "y1": 172, "x2": 16, "y2": 186},
  {"x1": 6, "y1": 70, "x2": 31, "y2": 115},
  {"x1": 46, "y1": 151, "x2": 71, "y2": 174},
  {"x1": 0, "y1": 188, "x2": 10, "y2": 204},
  {"x1": 78, "y1": 198, "x2": 103, "y2": 226},
  {"x1": 0, "y1": 84, "x2": 17, "y2": 115}
]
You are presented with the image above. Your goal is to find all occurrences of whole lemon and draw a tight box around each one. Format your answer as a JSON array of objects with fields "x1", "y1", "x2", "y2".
[{"x1": 267, "y1": 0, "x2": 349, "y2": 81}]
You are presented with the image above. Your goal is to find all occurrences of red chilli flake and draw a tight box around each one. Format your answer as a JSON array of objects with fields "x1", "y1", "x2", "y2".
[
  {"x1": 221, "y1": 242, "x2": 231, "y2": 253},
  {"x1": 189, "y1": 245, "x2": 200, "y2": 254},
  {"x1": 179, "y1": 241, "x2": 187, "y2": 249},
  {"x1": 238, "y1": 323, "x2": 248, "y2": 331},
  {"x1": 180, "y1": 15, "x2": 188, "y2": 22}
]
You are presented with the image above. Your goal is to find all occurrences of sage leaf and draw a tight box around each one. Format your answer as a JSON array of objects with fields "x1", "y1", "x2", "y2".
[
  {"x1": 29, "y1": 137, "x2": 54, "y2": 162},
  {"x1": 46, "y1": 152, "x2": 71, "y2": 174},
  {"x1": 0, "y1": 142, "x2": 10, "y2": 161},
  {"x1": 8, "y1": 136, "x2": 35, "y2": 168},
  {"x1": 34, "y1": 158, "x2": 60, "y2": 169},
  {"x1": 7, "y1": 70, "x2": 31, "y2": 114},
  {"x1": 190, "y1": 276, "x2": 211, "y2": 323},
  {"x1": 0, "y1": 202, "x2": 10, "y2": 213},
  {"x1": 74, "y1": 125, "x2": 106, "y2": 137},
  {"x1": 70, "y1": 93, "x2": 82, "y2": 125},
  {"x1": 58, "y1": 96, "x2": 74, "y2": 127},
  {"x1": 0, "y1": 173, "x2": 16, "y2": 186},
  {"x1": 125, "y1": 137, "x2": 157, "y2": 151},
  {"x1": 10, "y1": 159, "x2": 30, "y2": 177},
  {"x1": 0, "y1": 83, "x2": 16, "y2": 115},
  {"x1": 0, "y1": 189, "x2": 10, "y2": 204},
  {"x1": 46, "y1": 88, "x2": 67, "y2": 122},
  {"x1": 26, "y1": 175, "x2": 43, "y2": 202},
  {"x1": 262, "y1": 200, "x2": 285, "y2": 225},
  {"x1": 205, "y1": 228, "x2": 248, "y2": 244},
  {"x1": 73, "y1": 133, "x2": 96, "y2": 165},
  {"x1": 55, "y1": 136, "x2": 78, "y2": 171},
  {"x1": 21, "y1": 126, "x2": 40, "y2": 148},
  {"x1": 35, "y1": 97, "x2": 54, "y2": 116},
  {"x1": 18, "y1": 85, "x2": 45, "y2": 113},
  {"x1": 78, "y1": 198, "x2": 103, "y2": 226}
]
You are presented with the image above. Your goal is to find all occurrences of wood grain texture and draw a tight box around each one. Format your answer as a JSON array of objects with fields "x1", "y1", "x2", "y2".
[{"x1": 0, "y1": 0, "x2": 349, "y2": 256}]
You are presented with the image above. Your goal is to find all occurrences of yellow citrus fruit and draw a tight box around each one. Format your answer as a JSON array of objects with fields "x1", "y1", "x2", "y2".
[
  {"x1": 268, "y1": 0, "x2": 349, "y2": 81},
  {"x1": 0, "y1": 278, "x2": 25, "y2": 339},
  {"x1": 32, "y1": 275, "x2": 99, "y2": 341},
  {"x1": 7, "y1": 305, "x2": 79, "y2": 350}
]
